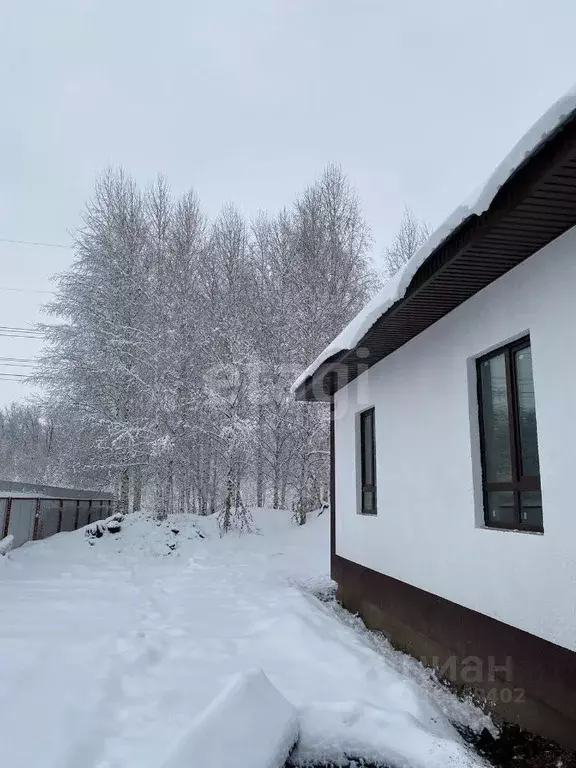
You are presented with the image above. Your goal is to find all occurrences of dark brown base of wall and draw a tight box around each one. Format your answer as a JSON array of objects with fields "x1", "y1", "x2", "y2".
[{"x1": 332, "y1": 554, "x2": 576, "y2": 751}]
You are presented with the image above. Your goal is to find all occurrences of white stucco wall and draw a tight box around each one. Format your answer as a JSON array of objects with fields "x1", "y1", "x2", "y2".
[{"x1": 333, "y1": 225, "x2": 576, "y2": 652}]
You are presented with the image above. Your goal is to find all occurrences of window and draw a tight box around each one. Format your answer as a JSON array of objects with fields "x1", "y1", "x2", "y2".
[
  {"x1": 359, "y1": 407, "x2": 377, "y2": 515},
  {"x1": 477, "y1": 337, "x2": 543, "y2": 532}
]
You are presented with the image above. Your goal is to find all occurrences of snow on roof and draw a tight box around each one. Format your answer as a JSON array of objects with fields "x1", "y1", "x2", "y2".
[
  {"x1": 291, "y1": 84, "x2": 576, "y2": 395},
  {"x1": 0, "y1": 492, "x2": 56, "y2": 499}
]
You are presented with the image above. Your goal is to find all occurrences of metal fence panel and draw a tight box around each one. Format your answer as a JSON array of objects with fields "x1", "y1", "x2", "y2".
[
  {"x1": 76, "y1": 500, "x2": 91, "y2": 529},
  {"x1": 88, "y1": 501, "x2": 101, "y2": 524},
  {"x1": 0, "y1": 499, "x2": 6, "y2": 537},
  {"x1": 7, "y1": 499, "x2": 35, "y2": 548},
  {"x1": 60, "y1": 500, "x2": 77, "y2": 532},
  {"x1": 39, "y1": 499, "x2": 61, "y2": 539}
]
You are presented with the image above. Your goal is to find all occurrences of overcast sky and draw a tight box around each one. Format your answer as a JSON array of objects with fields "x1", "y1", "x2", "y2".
[{"x1": 1, "y1": 0, "x2": 575, "y2": 405}]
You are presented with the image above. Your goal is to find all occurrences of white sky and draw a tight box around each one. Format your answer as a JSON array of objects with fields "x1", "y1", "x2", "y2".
[{"x1": 1, "y1": 0, "x2": 575, "y2": 405}]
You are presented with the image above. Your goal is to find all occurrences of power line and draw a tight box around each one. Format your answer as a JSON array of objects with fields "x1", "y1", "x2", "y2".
[
  {"x1": 0, "y1": 286, "x2": 53, "y2": 295},
  {"x1": 0, "y1": 357, "x2": 37, "y2": 363},
  {"x1": 0, "y1": 336, "x2": 43, "y2": 341},
  {"x1": 0, "y1": 237, "x2": 72, "y2": 250},
  {"x1": 0, "y1": 333, "x2": 44, "y2": 340},
  {"x1": 0, "y1": 326, "x2": 45, "y2": 339},
  {"x1": 0, "y1": 325, "x2": 42, "y2": 330},
  {"x1": 0, "y1": 333, "x2": 43, "y2": 338}
]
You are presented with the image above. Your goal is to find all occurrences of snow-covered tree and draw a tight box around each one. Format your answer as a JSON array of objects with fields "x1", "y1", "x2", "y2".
[
  {"x1": 382, "y1": 205, "x2": 430, "y2": 279},
  {"x1": 32, "y1": 164, "x2": 378, "y2": 528},
  {"x1": 38, "y1": 168, "x2": 151, "y2": 511}
]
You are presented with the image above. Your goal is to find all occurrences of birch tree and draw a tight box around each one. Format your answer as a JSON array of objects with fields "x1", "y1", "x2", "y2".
[
  {"x1": 382, "y1": 205, "x2": 430, "y2": 279},
  {"x1": 32, "y1": 164, "x2": 378, "y2": 527},
  {"x1": 287, "y1": 164, "x2": 377, "y2": 523},
  {"x1": 39, "y1": 168, "x2": 151, "y2": 513}
]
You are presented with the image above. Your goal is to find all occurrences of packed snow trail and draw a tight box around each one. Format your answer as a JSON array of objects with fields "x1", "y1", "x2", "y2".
[{"x1": 0, "y1": 510, "x2": 489, "y2": 768}]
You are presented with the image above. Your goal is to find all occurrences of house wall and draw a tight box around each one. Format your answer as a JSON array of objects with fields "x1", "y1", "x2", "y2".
[{"x1": 333, "y1": 224, "x2": 576, "y2": 654}]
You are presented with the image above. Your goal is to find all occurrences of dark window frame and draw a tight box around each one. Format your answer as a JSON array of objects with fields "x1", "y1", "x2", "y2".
[
  {"x1": 476, "y1": 336, "x2": 543, "y2": 533},
  {"x1": 359, "y1": 407, "x2": 377, "y2": 515}
]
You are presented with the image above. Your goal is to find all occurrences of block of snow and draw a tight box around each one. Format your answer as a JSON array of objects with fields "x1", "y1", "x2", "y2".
[
  {"x1": 0, "y1": 534, "x2": 14, "y2": 556},
  {"x1": 160, "y1": 668, "x2": 298, "y2": 768}
]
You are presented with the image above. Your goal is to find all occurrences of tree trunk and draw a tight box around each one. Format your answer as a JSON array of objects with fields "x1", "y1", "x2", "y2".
[
  {"x1": 118, "y1": 469, "x2": 130, "y2": 515},
  {"x1": 272, "y1": 461, "x2": 280, "y2": 509},
  {"x1": 255, "y1": 406, "x2": 265, "y2": 507},
  {"x1": 256, "y1": 469, "x2": 265, "y2": 508},
  {"x1": 132, "y1": 465, "x2": 142, "y2": 513},
  {"x1": 219, "y1": 470, "x2": 234, "y2": 535}
]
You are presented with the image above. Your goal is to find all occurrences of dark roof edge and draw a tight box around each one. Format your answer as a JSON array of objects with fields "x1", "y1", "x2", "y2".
[{"x1": 295, "y1": 108, "x2": 576, "y2": 402}]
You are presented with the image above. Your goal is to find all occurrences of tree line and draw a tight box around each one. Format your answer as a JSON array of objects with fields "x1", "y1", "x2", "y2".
[{"x1": 0, "y1": 168, "x2": 429, "y2": 527}]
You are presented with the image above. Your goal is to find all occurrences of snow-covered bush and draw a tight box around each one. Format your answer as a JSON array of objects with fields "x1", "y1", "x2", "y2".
[{"x1": 85, "y1": 513, "x2": 123, "y2": 540}]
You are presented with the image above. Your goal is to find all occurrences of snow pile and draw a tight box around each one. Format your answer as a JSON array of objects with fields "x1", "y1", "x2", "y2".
[
  {"x1": 291, "y1": 84, "x2": 576, "y2": 393},
  {"x1": 161, "y1": 669, "x2": 298, "y2": 768},
  {"x1": 0, "y1": 508, "x2": 489, "y2": 768},
  {"x1": 83, "y1": 509, "x2": 208, "y2": 557}
]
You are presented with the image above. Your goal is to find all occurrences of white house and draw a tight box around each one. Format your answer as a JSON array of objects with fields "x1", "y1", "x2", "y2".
[{"x1": 293, "y1": 87, "x2": 576, "y2": 749}]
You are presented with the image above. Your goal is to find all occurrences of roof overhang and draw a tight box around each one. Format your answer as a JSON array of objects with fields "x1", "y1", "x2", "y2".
[{"x1": 295, "y1": 113, "x2": 576, "y2": 402}]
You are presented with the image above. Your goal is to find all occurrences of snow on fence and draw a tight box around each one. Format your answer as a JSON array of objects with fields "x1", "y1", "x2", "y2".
[
  {"x1": 0, "y1": 534, "x2": 13, "y2": 556},
  {"x1": 0, "y1": 493, "x2": 115, "y2": 551}
]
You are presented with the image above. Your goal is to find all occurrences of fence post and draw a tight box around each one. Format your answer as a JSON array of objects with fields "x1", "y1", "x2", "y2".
[
  {"x1": 74, "y1": 500, "x2": 80, "y2": 530},
  {"x1": 2, "y1": 498, "x2": 11, "y2": 538},
  {"x1": 57, "y1": 499, "x2": 63, "y2": 533},
  {"x1": 32, "y1": 498, "x2": 41, "y2": 541}
]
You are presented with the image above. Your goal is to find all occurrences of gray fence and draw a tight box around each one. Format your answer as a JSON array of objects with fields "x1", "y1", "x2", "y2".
[
  {"x1": 1, "y1": 496, "x2": 115, "y2": 550},
  {"x1": 0, "y1": 480, "x2": 115, "y2": 501}
]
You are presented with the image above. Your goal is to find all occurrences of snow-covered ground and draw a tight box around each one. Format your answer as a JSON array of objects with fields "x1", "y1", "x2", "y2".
[{"x1": 0, "y1": 509, "x2": 491, "y2": 768}]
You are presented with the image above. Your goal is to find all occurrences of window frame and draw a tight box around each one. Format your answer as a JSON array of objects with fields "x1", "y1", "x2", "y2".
[
  {"x1": 359, "y1": 406, "x2": 377, "y2": 516},
  {"x1": 476, "y1": 336, "x2": 543, "y2": 533}
]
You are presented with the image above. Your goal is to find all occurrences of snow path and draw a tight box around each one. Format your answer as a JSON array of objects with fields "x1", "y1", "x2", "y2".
[{"x1": 0, "y1": 511, "x2": 489, "y2": 768}]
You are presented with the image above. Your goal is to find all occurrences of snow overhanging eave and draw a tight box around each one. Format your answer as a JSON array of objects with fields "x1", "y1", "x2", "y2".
[{"x1": 293, "y1": 86, "x2": 576, "y2": 402}]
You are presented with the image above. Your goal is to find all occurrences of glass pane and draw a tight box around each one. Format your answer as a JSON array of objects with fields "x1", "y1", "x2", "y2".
[
  {"x1": 514, "y1": 347, "x2": 540, "y2": 477},
  {"x1": 487, "y1": 491, "x2": 515, "y2": 526},
  {"x1": 520, "y1": 491, "x2": 543, "y2": 530},
  {"x1": 362, "y1": 489, "x2": 376, "y2": 513},
  {"x1": 479, "y1": 354, "x2": 512, "y2": 482},
  {"x1": 362, "y1": 410, "x2": 374, "y2": 486}
]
